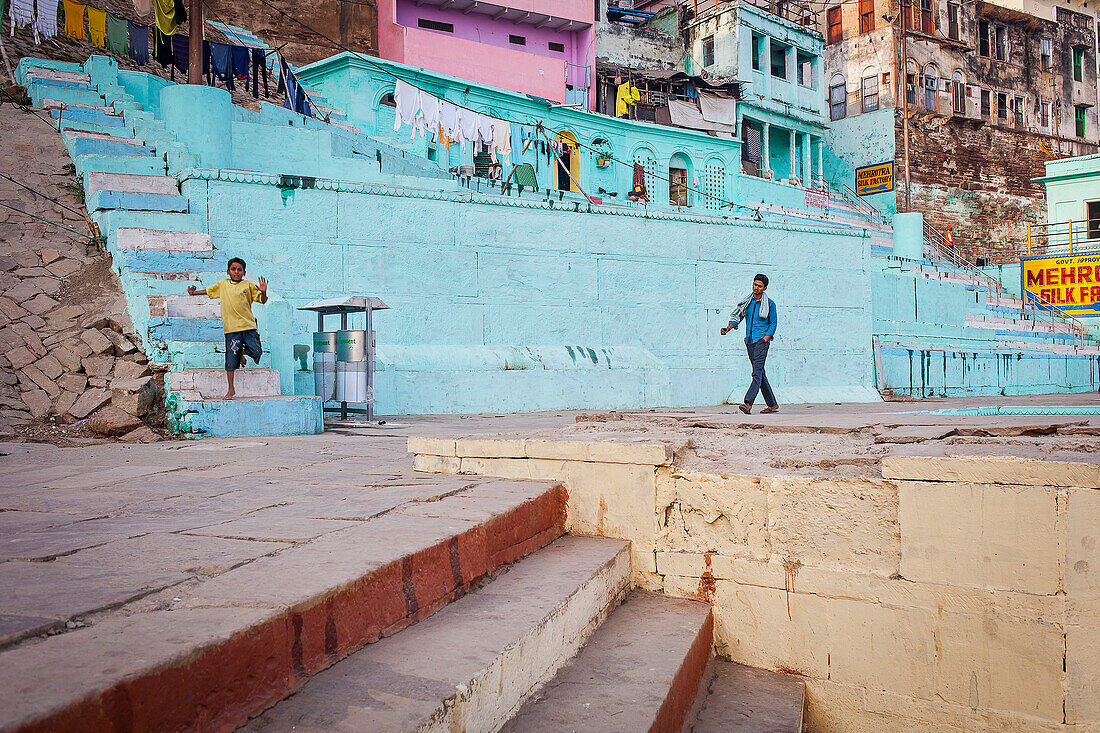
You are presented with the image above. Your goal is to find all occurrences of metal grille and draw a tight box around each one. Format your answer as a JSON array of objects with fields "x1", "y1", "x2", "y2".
[
  {"x1": 704, "y1": 161, "x2": 725, "y2": 210},
  {"x1": 634, "y1": 149, "x2": 658, "y2": 197}
]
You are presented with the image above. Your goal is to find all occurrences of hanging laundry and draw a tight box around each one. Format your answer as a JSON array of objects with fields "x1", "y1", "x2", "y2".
[
  {"x1": 62, "y1": 0, "x2": 85, "y2": 40},
  {"x1": 492, "y1": 119, "x2": 512, "y2": 167},
  {"x1": 417, "y1": 91, "x2": 440, "y2": 141},
  {"x1": 105, "y1": 13, "x2": 127, "y2": 54},
  {"x1": 208, "y1": 41, "x2": 234, "y2": 91},
  {"x1": 153, "y1": 0, "x2": 176, "y2": 35},
  {"x1": 475, "y1": 114, "x2": 494, "y2": 146},
  {"x1": 171, "y1": 33, "x2": 188, "y2": 77},
  {"x1": 458, "y1": 107, "x2": 478, "y2": 150},
  {"x1": 439, "y1": 100, "x2": 460, "y2": 140},
  {"x1": 127, "y1": 22, "x2": 148, "y2": 63},
  {"x1": 231, "y1": 45, "x2": 249, "y2": 82},
  {"x1": 392, "y1": 79, "x2": 420, "y2": 135},
  {"x1": 250, "y1": 48, "x2": 268, "y2": 97},
  {"x1": 153, "y1": 27, "x2": 172, "y2": 67},
  {"x1": 133, "y1": 0, "x2": 152, "y2": 16},
  {"x1": 9, "y1": 0, "x2": 35, "y2": 40},
  {"x1": 87, "y1": 6, "x2": 106, "y2": 48},
  {"x1": 629, "y1": 162, "x2": 649, "y2": 202},
  {"x1": 615, "y1": 81, "x2": 640, "y2": 118},
  {"x1": 35, "y1": 0, "x2": 58, "y2": 40}
]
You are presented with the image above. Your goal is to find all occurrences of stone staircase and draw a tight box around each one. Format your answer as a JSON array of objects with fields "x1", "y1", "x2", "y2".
[
  {"x1": 0, "y1": 471, "x2": 804, "y2": 733},
  {"x1": 16, "y1": 57, "x2": 322, "y2": 438}
]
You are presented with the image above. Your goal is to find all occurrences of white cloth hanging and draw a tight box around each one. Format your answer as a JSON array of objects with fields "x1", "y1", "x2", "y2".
[
  {"x1": 458, "y1": 108, "x2": 479, "y2": 150},
  {"x1": 133, "y1": 0, "x2": 153, "y2": 15},
  {"x1": 9, "y1": 0, "x2": 35, "y2": 40},
  {"x1": 418, "y1": 91, "x2": 441, "y2": 141},
  {"x1": 476, "y1": 114, "x2": 494, "y2": 146},
  {"x1": 393, "y1": 79, "x2": 421, "y2": 136},
  {"x1": 440, "y1": 101, "x2": 460, "y2": 140},
  {"x1": 492, "y1": 119, "x2": 512, "y2": 167},
  {"x1": 36, "y1": 0, "x2": 58, "y2": 40}
]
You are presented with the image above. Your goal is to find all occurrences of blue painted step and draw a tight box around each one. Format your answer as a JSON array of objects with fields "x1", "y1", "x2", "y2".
[
  {"x1": 166, "y1": 394, "x2": 324, "y2": 438},
  {"x1": 87, "y1": 190, "x2": 189, "y2": 213}
]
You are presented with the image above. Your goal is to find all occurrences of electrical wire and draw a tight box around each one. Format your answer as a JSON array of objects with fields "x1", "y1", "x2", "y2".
[
  {"x1": 233, "y1": 0, "x2": 758, "y2": 213},
  {"x1": 0, "y1": 171, "x2": 87, "y2": 219},
  {"x1": 0, "y1": 83, "x2": 60, "y2": 130},
  {"x1": 0, "y1": 200, "x2": 97, "y2": 239}
]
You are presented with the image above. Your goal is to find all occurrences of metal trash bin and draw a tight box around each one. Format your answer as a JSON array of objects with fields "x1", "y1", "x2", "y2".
[{"x1": 299, "y1": 297, "x2": 389, "y2": 421}]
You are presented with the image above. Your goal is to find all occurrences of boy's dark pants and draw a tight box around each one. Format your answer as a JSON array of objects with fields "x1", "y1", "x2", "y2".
[{"x1": 744, "y1": 339, "x2": 776, "y2": 408}]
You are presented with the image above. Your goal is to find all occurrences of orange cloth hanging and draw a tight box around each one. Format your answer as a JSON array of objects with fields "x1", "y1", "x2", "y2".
[
  {"x1": 87, "y1": 6, "x2": 107, "y2": 47},
  {"x1": 62, "y1": 0, "x2": 86, "y2": 40}
]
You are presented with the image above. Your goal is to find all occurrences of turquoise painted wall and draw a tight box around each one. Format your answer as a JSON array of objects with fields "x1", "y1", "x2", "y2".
[
  {"x1": 822, "y1": 107, "x2": 896, "y2": 221},
  {"x1": 179, "y1": 169, "x2": 878, "y2": 413},
  {"x1": 1036, "y1": 152, "x2": 1100, "y2": 227}
]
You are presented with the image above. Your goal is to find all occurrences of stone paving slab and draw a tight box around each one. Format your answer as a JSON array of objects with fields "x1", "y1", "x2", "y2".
[
  {"x1": 182, "y1": 516, "x2": 360, "y2": 543},
  {"x1": 0, "y1": 561, "x2": 187, "y2": 620},
  {"x1": 53, "y1": 533, "x2": 290, "y2": 575}
]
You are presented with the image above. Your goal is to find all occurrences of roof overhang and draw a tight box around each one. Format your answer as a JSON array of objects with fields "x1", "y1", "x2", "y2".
[{"x1": 409, "y1": 0, "x2": 592, "y2": 31}]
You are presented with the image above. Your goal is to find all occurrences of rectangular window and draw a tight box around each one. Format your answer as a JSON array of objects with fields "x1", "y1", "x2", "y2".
[
  {"x1": 994, "y1": 26, "x2": 1007, "y2": 61},
  {"x1": 770, "y1": 41, "x2": 788, "y2": 79},
  {"x1": 1040, "y1": 37, "x2": 1052, "y2": 71},
  {"x1": 509, "y1": 34, "x2": 526, "y2": 45},
  {"x1": 863, "y1": 74, "x2": 879, "y2": 112},
  {"x1": 952, "y1": 77, "x2": 965, "y2": 114},
  {"x1": 751, "y1": 33, "x2": 764, "y2": 71},
  {"x1": 906, "y1": 73, "x2": 916, "y2": 106},
  {"x1": 797, "y1": 52, "x2": 815, "y2": 87},
  {"x1": 980, "y1": 89, "x2": 991, "y2": 118},
  {"x1": 924, "y1": 75, "x2": 937, "y2": 111},
  {"x1": 859, "y1": 0, "x2": 874, "y2": 34},
  {"x1": 417, "y1": 18, "x2": 454, "y2": 32},
  {"x1": 997, "y1": 92, "x2": 1007, "y2": 123},
  {"x1": 1088, "y1": 201, "x2": 1100, "y2": 239},
  {"x1": 1012, "y1": 95, "x2": 1025, "y2": 129},
  {"x1": 702, "y1": 36, "x2": 715, "y2": 67},
  {"x1": 920, "y1": 0, "x2": 934, "y2": 34},
  {"x1": 1040, "y1": 99, "x2": 1051, "y2": 130},
  {"x1": 830, "y1": 81, "x2": 847, "y2": 120},
  {"x1": 1076, "y1": 105, "x2": 1087, "y2": 137},
  {"x1": 978, "y1": 21, "x2": 989, "y2": 56},
  {"x1": 1074, "y1": 47, "x2": 1085, "y2": 82},
  {"x1": 548, "y1": 41, "x2": 565, "y2": 52},
  {"x1": 947, "y1": 2, "x2": 959, "y2": 40},
  {"x1": 827, "y1": 6, "x2": 842, "y2": 44}
]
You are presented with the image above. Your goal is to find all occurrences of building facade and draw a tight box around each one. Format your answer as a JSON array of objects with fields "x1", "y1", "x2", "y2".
[
  {"x1": 821, "y1": 0, "x2": 1100, "y2": 261},
  {"x1": 376, "y1": 0, "x2": 596, "y2": 108}
]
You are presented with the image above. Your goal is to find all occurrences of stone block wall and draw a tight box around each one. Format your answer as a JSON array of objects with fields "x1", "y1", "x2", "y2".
[{"x1": 409, "y1": 436, "x2": 1100, "y2": 731}]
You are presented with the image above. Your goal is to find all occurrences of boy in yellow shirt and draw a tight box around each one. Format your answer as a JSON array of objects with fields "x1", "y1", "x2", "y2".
[{"x1": 187, "y1": 257, "x2": 268, "y2": 399}]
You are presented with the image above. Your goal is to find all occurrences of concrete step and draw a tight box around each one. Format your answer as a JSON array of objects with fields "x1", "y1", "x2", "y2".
[
  {"x1": 244, "y1": 535, "x2": 631, "y2": 732},
  {"x1": 88, "y1": 173, "x2": 179, "y2": 197},
  {"x1": 88, "y1": 190, "x2": 188, "y2": 213},
  {"x1": 161, "y1": 294, "x2": 220, "y2": 318},
  {"x1": 25, "y1": 67, "x2": 90, "y2": 84},
  {"x1": 116, "y1": 227, "x2": 212, "y2": 252},
  {"x1": 147, "y1": 316, "x2": 224, "y2": 343},
  {"x1": 157, "y1": 339, "x2": 273, "y2": 370},
  {"x1": 168, "y1": 368, "x2": 279, "y2": 401},
  {"x1": 0, "y1": 476, "x2": 567, "y2": 730},
  {"x1": 687, "y1": 660, "x2": 804, "y2": 733},
  {"x1": 500, "y1": 590, "x2": 711, "y2": 733}
]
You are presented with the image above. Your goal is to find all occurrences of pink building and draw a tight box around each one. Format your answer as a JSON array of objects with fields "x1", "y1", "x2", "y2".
[{"x1": 377, "y1": 0, "x2": 596, "y2": 108}]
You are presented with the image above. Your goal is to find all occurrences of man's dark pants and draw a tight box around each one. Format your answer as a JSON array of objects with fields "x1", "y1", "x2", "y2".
[{"x1": 744, "y1": 339, "x2": 776, "y2": 408}]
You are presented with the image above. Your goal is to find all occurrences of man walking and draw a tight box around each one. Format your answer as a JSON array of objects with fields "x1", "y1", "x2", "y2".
[{"x1": 720, "y1": 273, "x2": 778, "y2": 414}]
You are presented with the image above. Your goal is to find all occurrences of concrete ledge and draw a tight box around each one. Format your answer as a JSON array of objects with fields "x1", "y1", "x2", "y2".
[
  {"x1": 883, "y1": 449, "x2": 1100, "y2": 488},
  {"x1": 409, "y1": 436, "x2": 673, "y2": 466}
]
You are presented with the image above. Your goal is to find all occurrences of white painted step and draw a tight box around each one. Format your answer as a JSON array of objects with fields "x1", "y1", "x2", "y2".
[
  {"x1": 500, "y1": 590, "x2": 712, "y2": 733},
  {"x1": 63, "y1": 130, "x2": 143, "y2": 146},
  {"x1": 687, "y1": 660, "x2": 805, "y2": 733},
  {"x1": 26, "y1": 68, "x2": 90, "y2": 84},
  {"x1": 244, "y1": 536, "x2": 632, "y2": 732},
  {"x1": 116, "y1": 228, "x2": 213, "y2": 251},
  {"x1": 168, "y1": 368, "x2": 280, "y2": 400},
  {"x1": 88, "y1": 172, "x2": 179, "y2": 196},
  {"x1": 42, "y1": 99, "x2": 115, "y2": 112},
  {"x1": 163, "y1": 295, "x2": 220, "y2": 319}
]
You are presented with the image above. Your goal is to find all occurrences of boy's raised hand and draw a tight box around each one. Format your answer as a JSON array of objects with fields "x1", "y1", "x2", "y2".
[
  {"x1": 257, "y1": 276, "x2": 268, "y2": 294},
  {"x1": 187, "y1": 285, "x2": 198, "y2": 296}
]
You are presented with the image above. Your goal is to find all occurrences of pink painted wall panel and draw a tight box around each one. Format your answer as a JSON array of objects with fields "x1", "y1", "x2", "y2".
[
  {"x1": 401, "y1": 29, "x2": 570, "y2": 102},
  {"x1": 488, "y1": 0, "x2": 594, "y2": 22}
]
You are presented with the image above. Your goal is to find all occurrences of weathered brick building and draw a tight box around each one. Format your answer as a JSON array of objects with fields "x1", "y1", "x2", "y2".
[{"x1": 822, "y1": 0, "x2": 1099, "y2": 262}]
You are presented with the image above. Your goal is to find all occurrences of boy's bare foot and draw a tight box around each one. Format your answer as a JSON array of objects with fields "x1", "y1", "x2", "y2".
[{"x1": 223, "y1": 390, "x2": 235, "y2": 400}]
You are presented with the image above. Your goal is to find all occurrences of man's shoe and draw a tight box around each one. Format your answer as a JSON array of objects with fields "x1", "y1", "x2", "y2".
[
  {"x1": 738, "y1": 403, "x2": 751, "y2": 414},
  {"x1": 761, "y1": 405, "x2": 779, "y2": 414}
]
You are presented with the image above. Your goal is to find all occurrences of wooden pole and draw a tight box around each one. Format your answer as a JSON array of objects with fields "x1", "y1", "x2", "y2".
[
  {"x1": 188, "y1": 0, "x2": 203, "y2": 85},
  {"x1": 900, "y1": 4, "x2": 911, "y2": 212}
]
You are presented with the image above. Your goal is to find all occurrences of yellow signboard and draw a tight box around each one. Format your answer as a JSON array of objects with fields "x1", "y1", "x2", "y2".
[
  {"x1": 1021, "y1": 251, "x2": 1100, "y2": 316},
  {"x1": 855, "y1": 161, "x2": 894, "y2": 196}
]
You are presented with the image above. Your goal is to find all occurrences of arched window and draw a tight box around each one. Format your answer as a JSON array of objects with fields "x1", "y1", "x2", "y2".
[
  {"x1": 923, "y1": 64, "x2": 939, "y2": 112},
  {"x1": 905, "y1": 59, "x2": 918, "y2": 107},
  {"x1": 951, "y1": 69, "x2": 965, "y2": 114},
  {"x1": 861, "y1": 66, "x2": 879, "y2": 112},
  {"x1": 668, "y1": 152, "x2": 693, "y2": 207},
  {"x1": 703, "y1": 158, "x2": 726, "y2": 210},
  {"x1": 829, "y1": 73, "x2": 846, "y2": 120},
  {"x1": 632, "y1": 146, "x2": 657, "y2": 202}
]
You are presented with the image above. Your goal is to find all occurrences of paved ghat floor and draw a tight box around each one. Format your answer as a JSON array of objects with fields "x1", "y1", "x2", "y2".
[{"x1": 0, "y1": 391, "x2": 1096, "y2": 680}]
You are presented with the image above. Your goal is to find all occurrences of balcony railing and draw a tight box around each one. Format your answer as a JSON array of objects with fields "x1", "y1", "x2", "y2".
[{"x1": 680, "y1": 0, "x2": 820, "y2": 28}]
